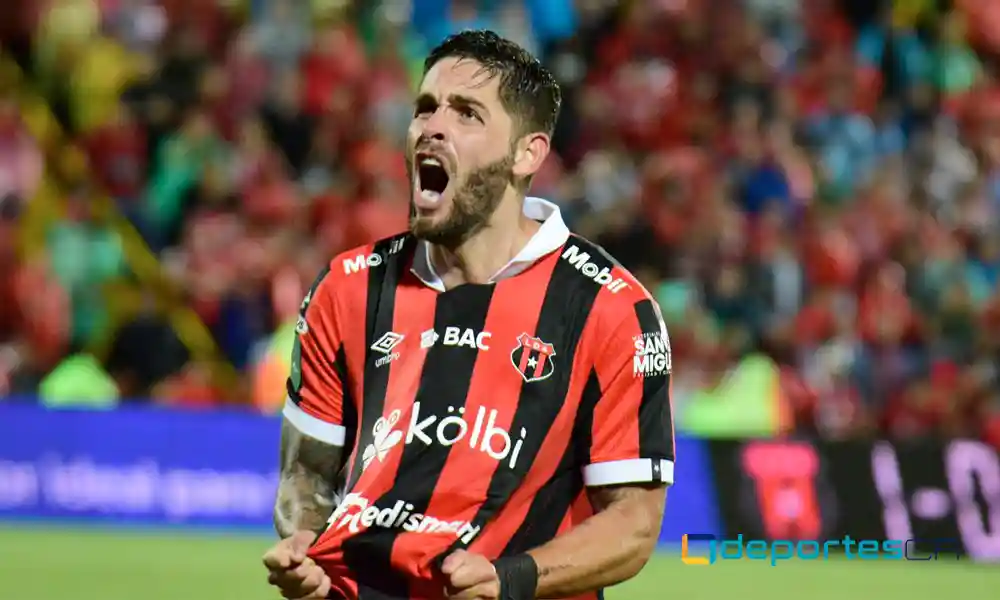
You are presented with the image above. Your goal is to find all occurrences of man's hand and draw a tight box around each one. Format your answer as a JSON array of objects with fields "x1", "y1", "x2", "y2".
[
  {"x1": 441, "y1": 550, "x2": 500, "y2": 599},
  {"x1": 263, "y1": 530, "x2": 332, "y2": 599}
]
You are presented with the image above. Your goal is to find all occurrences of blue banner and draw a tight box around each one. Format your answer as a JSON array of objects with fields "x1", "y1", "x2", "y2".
[
  {"x1": 0, "y1": 404, "x2": 280, "y2": 529},
  {"x1": 658, "y1": 436, "x2": 722, "y2": 543},
  {"x1": 0, "y1": 404, "x2": 720, "y2": 541}
]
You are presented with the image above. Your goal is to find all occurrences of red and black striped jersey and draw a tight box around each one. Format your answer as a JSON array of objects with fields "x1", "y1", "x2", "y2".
[{"x1": 283, "y1": 197, "x2": 675, "y2": 600}]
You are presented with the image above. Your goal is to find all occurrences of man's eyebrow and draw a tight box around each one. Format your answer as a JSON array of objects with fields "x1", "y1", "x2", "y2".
[
  {"x1": 448, "y1": 94, "x2": 490, "y2": 116},
  {"x1": 413, "y1": 92, "x2": 436, "y2": 108}
]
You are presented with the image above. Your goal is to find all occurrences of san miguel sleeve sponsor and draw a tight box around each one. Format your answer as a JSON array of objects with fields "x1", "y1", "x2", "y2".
[{"x1": 632, "y1": 331, "x2": 671, "y2": 377}]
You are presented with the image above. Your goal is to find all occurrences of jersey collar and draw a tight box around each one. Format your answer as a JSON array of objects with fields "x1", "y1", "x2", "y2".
[{"x1": 411, "y1": 196, "x2": 570, "y2": 292}]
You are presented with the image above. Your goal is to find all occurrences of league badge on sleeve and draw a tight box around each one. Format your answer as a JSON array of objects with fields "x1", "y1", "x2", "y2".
[
  {"x1": 295, "y1": 289, "x2": 313, "y2": 335},
  {"x1": 510, "y1": 333, "x2": 556, "y2": 383}
]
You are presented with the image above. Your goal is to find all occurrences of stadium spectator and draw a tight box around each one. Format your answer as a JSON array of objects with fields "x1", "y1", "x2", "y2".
[{"x1": 0, "y1": 93, "x2": 43, "y2": 205}]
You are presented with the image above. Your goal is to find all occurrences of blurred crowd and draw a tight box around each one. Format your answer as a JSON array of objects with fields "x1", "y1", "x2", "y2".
[{"x1": 1, "y1": 0, "x2": 999, "y2": 445}]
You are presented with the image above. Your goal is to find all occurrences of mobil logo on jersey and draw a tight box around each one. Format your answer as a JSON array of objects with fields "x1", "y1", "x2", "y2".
[
  {"x1": 344, "y1": 253, "x2": 383, "y2": 274},
  {"x1": 342, "y1": 238, "x2": 406, "y2": 274},
  {"x1": 510, "y1": 333, "x2": 556, "y2": 383},
  {"x1": 560, "y1": 245, "x2": 630, "y2": 293},
  {"x1": 362, "y1": 403, "x2": 528, "y2": 471}
]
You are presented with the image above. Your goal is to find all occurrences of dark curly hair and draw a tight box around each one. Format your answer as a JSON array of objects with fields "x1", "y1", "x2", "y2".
[{"x1": 423, "y1": 30, "x2": 562, "y2": 138}]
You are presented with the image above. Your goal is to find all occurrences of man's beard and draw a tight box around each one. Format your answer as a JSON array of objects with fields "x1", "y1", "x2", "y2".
[{"x1": 409, "y1": 153, "x2": 514, "y2": 249}]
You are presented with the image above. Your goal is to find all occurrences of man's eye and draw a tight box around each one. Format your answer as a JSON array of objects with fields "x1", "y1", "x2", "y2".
[{"x1": 457, "y1": 106, "x2": 479, "y2": 121}]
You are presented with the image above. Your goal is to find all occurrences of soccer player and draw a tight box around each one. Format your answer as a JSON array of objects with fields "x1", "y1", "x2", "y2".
[{"x1": 263, "y1": 30, "x2": 674, "y2": 600}]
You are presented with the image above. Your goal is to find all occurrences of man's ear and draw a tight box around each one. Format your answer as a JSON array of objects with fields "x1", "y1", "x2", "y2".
[{"x1": 512, "y1": 132, "x2": 551, "y2": 180}]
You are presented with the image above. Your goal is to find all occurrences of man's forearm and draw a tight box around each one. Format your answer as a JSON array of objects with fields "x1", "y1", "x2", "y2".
[
  {"x1": 273, "y1": 466, "x2": 336, "y2": 537},
  {"x1": 274, "y1": 418, "x2": 343, "y2": 538},
  {"x1": 526, "y1": 484, "x2": 666, "y2": 598}
]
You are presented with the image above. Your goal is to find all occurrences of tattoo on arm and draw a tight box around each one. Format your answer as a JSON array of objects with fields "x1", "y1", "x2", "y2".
[{"x1": 274, "y1": 418, "x2": 344, "y2": 538}]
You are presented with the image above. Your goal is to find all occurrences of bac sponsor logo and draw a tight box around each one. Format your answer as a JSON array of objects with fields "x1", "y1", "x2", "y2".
[
  {"x1": 633, "y1": 331, "x2": 671, "y2": 377},
  {"x1": 361, "y1": 403, "x2": 527, "y2": 470},
  {"x1": 371, "y1": 331, "x2": 404, "y2": 367},
  {"x1": 328, "y1": 492, "x2": 481, "y2": 544},
  {"x1": 421, "y1": 327, "x2": 491, "y2": 350},
  {"x1": 510, "y1": 333, "x2": 556, "y2": 383},
  {"x1": 343, "y1": 238, "x2": 406, "y2": 274},
  {"x1": 561, "y1": 245, "x2": 630, "y2": 293},
  {"x1": 420, "y1": 329, "x2": 439, "y2": 349}
]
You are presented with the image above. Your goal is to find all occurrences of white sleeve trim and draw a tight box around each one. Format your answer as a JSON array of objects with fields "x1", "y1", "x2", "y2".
[
  {"x1": 282, "y1": 397, "x2": 347, "y2": 446},
  {"x1": 583, "y1": 458, "x2": 674, "y2": 487}
]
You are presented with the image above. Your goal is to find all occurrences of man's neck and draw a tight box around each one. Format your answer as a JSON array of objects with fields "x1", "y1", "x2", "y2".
[{"x1": 430, "y1": 195, "x2": 539, "y2": 288}]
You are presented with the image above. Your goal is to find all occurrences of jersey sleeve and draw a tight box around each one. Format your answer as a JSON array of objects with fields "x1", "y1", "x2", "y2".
[
  {"x1": 580, "y1": 298, "x2": 675, "y2": 487},
  {"x1": 282, "y1": 266, "x2": 349, "y2": 447}
]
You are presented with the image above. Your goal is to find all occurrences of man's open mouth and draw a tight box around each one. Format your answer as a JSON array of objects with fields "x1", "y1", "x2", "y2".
[{"x1": 417, "y1": 154, "x2": 450, "y2": 204}]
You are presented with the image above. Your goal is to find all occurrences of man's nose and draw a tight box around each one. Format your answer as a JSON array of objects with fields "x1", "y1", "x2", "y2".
[{"x1": 421, "y1": 110, "x2": 449, "y2": 142}]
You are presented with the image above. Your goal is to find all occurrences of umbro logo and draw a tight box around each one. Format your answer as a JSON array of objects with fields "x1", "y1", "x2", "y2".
[
  {"x1": 372, "y1": 332, "x2": 404, "y2": 354},
  {"x1": 371, "y1": 332, "x2": 404, "y2": 367}
]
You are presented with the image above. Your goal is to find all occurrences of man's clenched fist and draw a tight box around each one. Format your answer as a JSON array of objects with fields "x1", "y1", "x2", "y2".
[
  {"x1": 262, "y1": 531, "x2": 331, "y2": 599},
  {"x1": 441, "y1": 550, "x2": 500, "y2": 599}
]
